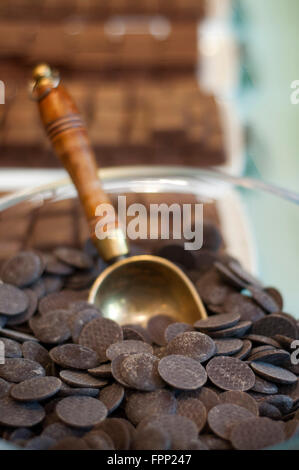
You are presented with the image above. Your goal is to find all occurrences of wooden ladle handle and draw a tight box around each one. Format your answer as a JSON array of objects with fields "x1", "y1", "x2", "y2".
[{"x1": 32, "y1": 64, "x2": 128, "y2": 262}]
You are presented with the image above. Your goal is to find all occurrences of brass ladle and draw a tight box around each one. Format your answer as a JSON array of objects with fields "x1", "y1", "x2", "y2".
[{"x1": 32, "y1": 64, "x2": 207, "y2": 326}]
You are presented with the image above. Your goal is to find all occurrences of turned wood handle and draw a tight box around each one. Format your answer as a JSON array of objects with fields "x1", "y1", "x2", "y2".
[{"x1": 32, "y1": 64, "x2": 128, "y2": 261}]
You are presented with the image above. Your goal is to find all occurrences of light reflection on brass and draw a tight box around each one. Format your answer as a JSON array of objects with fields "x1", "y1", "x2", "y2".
[{"x1": 88, "y1": 255, "x2": 207, "y2": 326}]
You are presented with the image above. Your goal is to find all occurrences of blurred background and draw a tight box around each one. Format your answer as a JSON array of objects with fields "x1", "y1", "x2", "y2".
[
  {"x1": 1, "y1": 0, "x2": 298, "y2": 189},
  {"x1": 0, "y1": 0, "x2": 244, "y2": 182},
  {"x1": 0, "y1": 0, "x2": 227, "y2": 173},
  {"x1": 0, "y1": 0, "x2": 298, "y2": 311}
]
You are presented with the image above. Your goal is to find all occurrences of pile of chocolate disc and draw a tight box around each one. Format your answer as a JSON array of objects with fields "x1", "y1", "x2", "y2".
[{"x1": 0, "y1": 229, "x2": 298, "y2": 450}]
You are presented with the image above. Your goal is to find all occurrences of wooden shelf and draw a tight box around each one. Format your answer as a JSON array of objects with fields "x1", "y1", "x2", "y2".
[{"x1": 0, "y1": 76, "x2": 225, "y2": 168}]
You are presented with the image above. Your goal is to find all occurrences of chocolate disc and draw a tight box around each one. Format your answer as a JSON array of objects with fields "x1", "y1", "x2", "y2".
[
  {"x1": 165, "y1": 331, "x2": 216, "y2": 363},
  {"x1": 251, "y1": 314, "x2": 298, "y2": 340},
  {"x1": 96, "y1": 418, "x2": 131, "y2": 450},
  {"x1": 42, "y1": 422, "x2": 84, "y2": 441},
  {"x1": 132, "y1": 426, "x2": 171, "y2": 451},
  {"x1": 177, "y1": 397, "x2": 207, "y2": 432},
  {"x1": 121, "y1": 353, "x2": 165, "y2": 391},
  {"x1": 111, "y1": 354, "x2": 131, "y2": 387},
  {"x1": 279, "y1": 380, "x2": 299, "y2": 401},
  {"x1": 24, "y1": 436, "x2": 55, "y2": 450},
  {"x1": 207, "y1": 403, "x2": 255, "y2": 439},
  {"x1": 251, "y1": 362, "x2": 298, "y2": 385},
  {"x1": 6, "y1": 289, "x2": 38, "y2": 326},
  {"x1": 59, "y1": 370, "x2": 108, "y2": 389},
  {"x1": 228, "y1": 261, "x2": 263, "y2": 289},
  {"x1": 69, "y1": 301, "x2": 93, "y2": 314},
  {"x1": 38, "y1": 290, "x2": 80, "y2": 316},
  {"x1": 9, "y1": 428, "x2": 34, "y2": 442},
  {"x1": 122, "y1": 324, "x2": 150, "y2": 343},
  {"x1": 106, "y1": 340, "x2": 153, "y2": 361},
  {"x1": 0, "y1": 358, "x2": 45, "y2": 383},
  {"x1": 248, "y1": 286, "x2": 280, "y2": 314},
  {"x1": 29, "y1": 310, "x2": 72, "y2": 344},
  {"x1": 69, "y1": 308, "x2": 102, "y2": 343},
  {"x1": 230, "y1": 417, "x2": 285, "y2": 450},
  {"x1": 22, "y1": 341, "x2": 52, "y2": 370},
  {"x1": 259, "y1": 402, "x2": 282, "y2": 420},
  {"x1": 178, "y1": 387, "x2": 220, "y2": 412},
  {"x1": 219, "y1": 391, "x2": 259, "y2": 415},
  {"x1": 158, "y1": 355, "x2": 207, "y2": 390},
  {"x1": 200, "y1": 434, "x2": 232, "y2": 450},
  {"x1": 123, "y1": 327, "x2": 148, "y2": 342},
  {"x1": 234, "y1": 340, "x2": 252, "y2": 360},
  {"x1": 0, "y1": 338, "x2": 22, "y2": 358},
  {"x1": 43, "y1": 275, "x2": 64, "y2": 294},
  {"x1": 245, "y1": 334, "x2": 281, "y2": 348},
  {"x1": 138, "y1": 414, "x2": 198, "y2": 450},
  {"x1": 88, "y1": 363, "x2": 112, "y2": 378},
  {"x1": 224, "y1": 293, "x2": 265, "y2": 323},
  {"x1": 209, "y1": 321, "x2": 252, "y2": 339},
  {"x1": 250, "y1": 345, "x2": 274, "y2": 355},
  {"x1": 262, "y1": 394, "x2": 293, "y2": 414},
  {"x1": 164, "y1": 322, "x2": 194, "y2": 343},
  {"x1": 79, "y1": 317, "x2": 123, "y2": 362},
  {"x1": 214, "y1": 261, "x2": 247, "y2": 290},
  {"x1": 0, "y1": 328, "x2": 38, "y2": 343},
  {"x1": 49, "y1": 344, "x2": 99, "y2": 370},
  {"x1": 57, "y1": 383, "x2": 99, "y2": 398},
  {"x1": 0, "y1": 315, "x2": 7, "y2": 328},
  {"x1": 125, "y1": 389, "x2": 176, "y2": 425},
  {"x1": 206, "y1": 356, "x2": 256, "y2": 392},
  {"x1": 187, "y1": 439, "x2": 210, "y2": 450},
  {"x1": 53, "y1": 247, "x2": 93, "y2": 270},
  {"x1": 251, "y1": 377, "x2": 278, "y2": 395},
  {"x1": 83, "y1": 430, "x2": 115, "y2": 450},
  {"x1": 31, "y1": 278, "x2": 46, "y2": 299},
  {"x1": 215, "y1": 338, "x2": 243, "y2": 356},
  {"x1": 194, "y1": 312, "x2": 240, "y2": 332},
  {"x1": 196, "y1": 269, "x2": 235, "y2": 306},
  {"x1": 1, "y1": 251, "x2": 44, "y2": 287},
  {"x1": 157, "y1": 244, "x2": 196, "y2": 270},
  {"x1": 0, "y1": 284, "x2": 29, "y2": 315},
  {"x1": 0, "y1": 396, "x2": 45, "y2": 427},
  {"x1": 98, "y1": 383, "x2": 124, "y2": 414},
  {"x1": 248, "y1": 348, "x2": 290, "y2": 364},
  {"x1": 44, "y1": 253, "x2": 75, "y2": 276},
  {"x1": 147, "y1": 314, "x2": 175, "y2": 346},
  {"x1": 0, "y1": 378, "x2": 11, "y2": 398},
  {"x1": 10, "y1": 377, "x2": 62, "y2": 402},
  {"x1": 274, "y1": 334, "x2": 294, "y2": 351},
  {"x1": 285, "y1": 420, "x2": 299, "y2": 440},
  {"x1": 50, "y1": 437, "x2": 90, "y2": 450},
  {"x1": 56, "y1": 396, "x2": 107, "y2": 428},
  {"x1": 264, "y1": 287, "x2": 284, "y2": 311}
]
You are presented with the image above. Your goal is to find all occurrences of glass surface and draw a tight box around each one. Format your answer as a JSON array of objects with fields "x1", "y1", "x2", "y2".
[
  {"x1": 236, "y1": 0, "x2": 299, "y2": 193},
  {"x1": 0, "y1": 165, "x2": 298, "y2": 450}
]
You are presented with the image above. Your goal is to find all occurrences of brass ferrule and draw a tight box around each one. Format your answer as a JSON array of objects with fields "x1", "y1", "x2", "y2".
[
  {"x1": 29, "y1": 63, "x2": 60, "y2": 100},
  {"x1": 93, "y1": 228, "x2": 129, "y2": 262}
]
